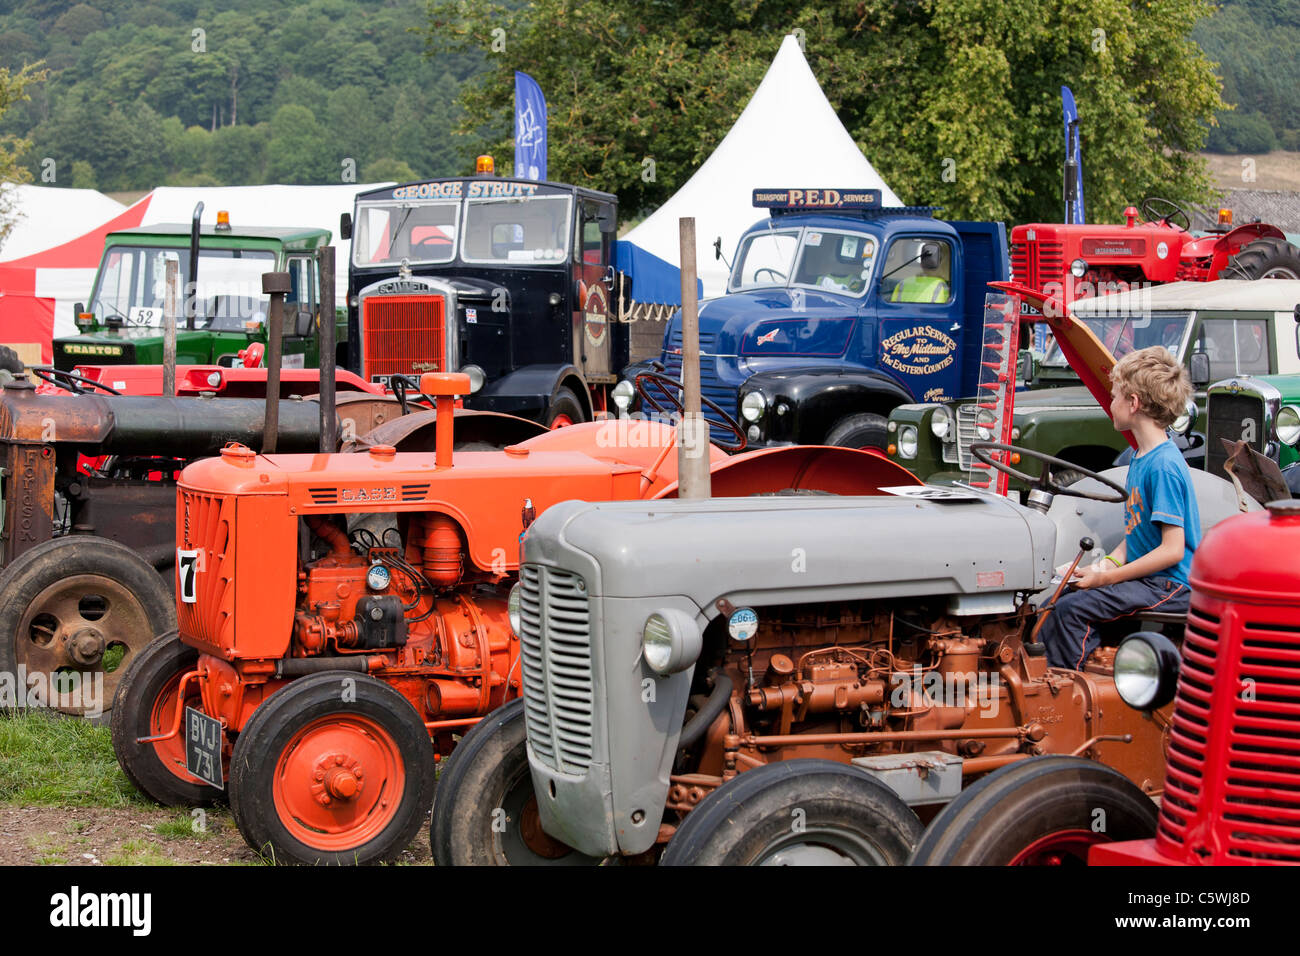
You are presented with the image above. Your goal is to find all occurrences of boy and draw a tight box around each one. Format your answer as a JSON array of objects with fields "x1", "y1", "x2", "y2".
[{"x1": 1039, "y1": 346, "x2": 1200, "y2": 670}]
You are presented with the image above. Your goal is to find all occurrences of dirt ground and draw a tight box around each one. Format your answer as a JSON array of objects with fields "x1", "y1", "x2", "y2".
[
  {"x1": 0, "y1": 805, "x2": 433, "y2": 866},
  {"x1": 1203, "y1": 149, "x2": 1300, "y2": 192}
]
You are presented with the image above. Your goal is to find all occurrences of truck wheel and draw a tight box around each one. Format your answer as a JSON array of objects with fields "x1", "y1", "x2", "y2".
[
  {"x1": 908, "y1": 756, "x2": 1157, "y2": 865},
  {"x1": 0, "y1": 345, "x2": 24, "y2": 374},
  {"x1": 0, "y1": 536, "x2": 176, "y2": 722},
  {"x1": 430, "y1": 698, "x2": 603, "y2": 865},
  {"x1": 110, "y1": 631, "x2": 222, "y2": 806},
  {"x1": 824, "y1": 413, "x2": 889, "y2": 453},
  {"x1": 660, "y1": 759, "x2": 922, "y2": 865},
  {"x1": 1219, "y1": 237, "x2": 1300, "y2": 280},
  {"x1": 545, "y1": 386, "x2": 586, "y2": 428},
  {"x1": 228, "y1": 672, "x2": 434, "y2": 865}
]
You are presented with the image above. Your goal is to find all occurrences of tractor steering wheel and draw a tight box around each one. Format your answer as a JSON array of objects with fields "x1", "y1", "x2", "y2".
[
  {"x1": 634, "y1": 369, "x2": 747, "y2": 453},
  {"x1": 31, "y1": 366, "x2": 121, "y2": 395},
  {"x1": 970, "y1": 441, "x2": 1127, "y2": 503},
  {"x1": 1140, "y1": 197, "x2": 1191, "y2": 233}
]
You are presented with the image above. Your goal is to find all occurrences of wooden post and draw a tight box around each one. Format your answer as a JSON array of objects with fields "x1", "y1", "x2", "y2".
[
  {"x1": 677, "y1": 217, "x2": 711, "y2": 498},
  {"x1": 163, "y1": 259, "x2": 178, "y2": 397}
]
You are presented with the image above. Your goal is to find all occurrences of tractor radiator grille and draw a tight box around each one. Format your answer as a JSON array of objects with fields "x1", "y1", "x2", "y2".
[
  {"x1": 176, "y1": 490, "x2": 236, "y2": 652},
  {"x1": 362, "y1": 295, "x2": 446, "y2": 381},
  {"x1": 954, "y1": 404, "x2": 980, "y2": 470},
  {"x1": 1009, "y1": 238, "x2": 1065, "y2": 289},
  {"x1": 519, "y1": 564, "x2": 595, "y2": 774},
  {"x1": 1206, "y1": 393, "x2": 1265, "y2": 480},
  {"x1": 1157, "y1": 594, "x2": 1300, "y2": 863}
]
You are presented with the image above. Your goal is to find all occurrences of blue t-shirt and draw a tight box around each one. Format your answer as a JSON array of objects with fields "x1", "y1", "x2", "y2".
[{"x1": 1123, "y1": 439, "x2": 1199, "y2": 585}]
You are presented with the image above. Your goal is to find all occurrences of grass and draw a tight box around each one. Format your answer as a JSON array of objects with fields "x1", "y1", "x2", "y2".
[
  {"x1": 103, "y1": 838, "x2": 175, "y2": 866},
  {"x1": 0, "y1": 711, "x2": 145, "y2": 807}
]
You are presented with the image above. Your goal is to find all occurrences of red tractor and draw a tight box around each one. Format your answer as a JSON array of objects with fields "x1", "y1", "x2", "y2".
[
  {"x1": 1012, "y1": 200, "x2": 1300, "y2": 314},
  {"x1": 911, "y1": 497, "x2": 1300, "y2": 865},
  {"x1": 111, "y1": 369, "x2": 913, "y2": 864}
]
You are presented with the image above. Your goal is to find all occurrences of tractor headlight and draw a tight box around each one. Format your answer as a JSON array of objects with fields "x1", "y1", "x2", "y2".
[
  {"x1": 1277, "y1": 405, "x2": 1300, "y2": 446},
  {"x1": 507, "y1": 582, "x2": 522, "y2": 636},
  {"x1": 898, "y1": 425, "x2": 918, "y2": 459},
  {"x1": 642, "y1": 609, "x2": 702, "y2": 675},
  {"x1": 741, "y1": 391, "x2": 767, "y2": 422},
  {"x1": 930, "y1": 406, "x2": 951, "y2": 441},
  {"x1": 1114, "y1": 631, "x2": 1181, "y2": 710},
  {"x1": 612, "y1": 379, "x2": 635, "y2": 412},
  {"x1": 975, "y1": 407, "x2": 997, "y2": 441},
  {"x1": 1070, "y1": 258, "x2": 1090, "y2": 278}
]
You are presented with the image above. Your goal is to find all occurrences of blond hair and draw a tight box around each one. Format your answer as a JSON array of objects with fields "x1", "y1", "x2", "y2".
[{"x1": 1110, "y1": 346, "x2": 1192, "y2": 429}]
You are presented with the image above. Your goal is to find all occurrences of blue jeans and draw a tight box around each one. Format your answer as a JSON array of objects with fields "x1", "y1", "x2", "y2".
[{"x1": 1038, "y1": 576, "x2": 1190, "y2": 670}]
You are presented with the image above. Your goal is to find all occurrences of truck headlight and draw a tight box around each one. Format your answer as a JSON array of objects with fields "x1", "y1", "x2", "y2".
[
  {"x1": 975, "y1": 407, "x2": 997, "y2": 440},
  {"x1": 508, "y1": 582, "x2": 522, "y2": 636},
  {"x1": 741, "y1": 391, "x2": 767, "y2": 422},
  {"x1": 642, "y1": 609, "x2": 702, "y2": 675},
  {"x1": 1277, "y1": 405, "x2": 1300, "y2": 446},
  {"x1": 1114, "y1": 631, "x2": 1181, "y2": 710},
  {"x1": 898, "y1": 425, "x2": 918, "y2": 459},
  {"x1": 930, "y1": 406, "x2": 951, "y2": 440},
  {"x1": 459, "y1": 364, "x2": 486, "y2": 394},
  {"x1": 612, "y1": 379, "x2": 635, "y2": 412}
]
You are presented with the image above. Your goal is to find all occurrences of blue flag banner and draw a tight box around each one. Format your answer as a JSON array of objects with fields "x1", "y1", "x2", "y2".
[
  {"x1": 514, "y1": 71, "x2": 547, "y2": 181},
  {"x1": 1061, "y1": 85, "x2": 1085, "y2": 224}
]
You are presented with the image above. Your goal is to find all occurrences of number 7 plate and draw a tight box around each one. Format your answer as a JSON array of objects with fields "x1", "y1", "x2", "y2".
[{"x1": 185, "y1": 707, "x2": 224, "y2": 789}]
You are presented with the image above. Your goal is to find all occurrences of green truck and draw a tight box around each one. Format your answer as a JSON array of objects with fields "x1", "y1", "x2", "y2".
[
  {"x1": 887, "y1": 279, "x2": 1300, "y2": 496},
  {"x1": 1206, "y1": 373, "x2": 1300, "y2": 478},
  {"x1": 53, "y1": 209, "x2": 345, "y2": 373}
]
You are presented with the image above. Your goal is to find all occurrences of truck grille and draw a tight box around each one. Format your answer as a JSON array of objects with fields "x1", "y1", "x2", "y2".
[
  {"x1": 519, "y1": 564, "x2": 595, "y2": 774},
  {"x1": 1157, "y1": 595, "x2": 1300, "y2": 863},
  {"x1": 362, "y1": 295, "x2": 446, "y2": 381},
  {"x1": 176, "y1": 490, "x2": 236, "y2": 651},
  {"x1": 660, "y1": 330, "x2": 737, "y2": 444},
  {"x1": 953, "y1": 404, "x2": 980, "y2": 469},
  {"x1": 1206, "y1": 393, "x2": 1265, "y2": 480}
]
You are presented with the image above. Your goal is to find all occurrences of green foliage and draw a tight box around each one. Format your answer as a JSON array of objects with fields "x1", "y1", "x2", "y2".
[
  {"x1": 1207, "y1": 111, "x2": 1278, "y2": 153},
  {"x1": 426, "y1": 0, "x2": 1227, "y2": 223},
  {"x1": 0, "y1": 60, "x2": 44, "y2": 244},
  {"x1": 0, "y1": 0, "x2": 486, "y2": 188},
  {"x1": 364, "y1": 156, "x2": 418, "y2": 182}
]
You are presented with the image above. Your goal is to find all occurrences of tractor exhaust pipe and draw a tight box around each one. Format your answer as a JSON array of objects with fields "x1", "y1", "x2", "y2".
[
  {"x1": 262, "y1": 271, "x2": 292, "y2": 454},
  {"x1": 677, "y1": 217, "x2": 711, "y2": 499},
  {"x1": 318, "y1": 246, "x2": 337, "y2": 452}
]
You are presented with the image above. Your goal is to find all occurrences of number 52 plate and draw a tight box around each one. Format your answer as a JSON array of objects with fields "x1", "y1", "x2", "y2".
[{"x1": 185, "y1": 707, "x2": 224, "y2": 789}]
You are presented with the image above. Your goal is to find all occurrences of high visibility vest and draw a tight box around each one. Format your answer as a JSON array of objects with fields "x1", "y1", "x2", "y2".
[{"x1": 890, "y1": 275, "x2": 950, "y2": 304}]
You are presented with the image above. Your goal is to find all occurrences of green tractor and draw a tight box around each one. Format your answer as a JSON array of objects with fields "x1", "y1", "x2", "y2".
[{"x1": 53, "y1": 205, "x2": 347, "y2": 374}]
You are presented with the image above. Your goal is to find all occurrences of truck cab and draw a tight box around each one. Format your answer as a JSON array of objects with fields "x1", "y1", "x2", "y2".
[
  {"x1": 346, "y1": 171, "x2": 628, "y2": 426},
  {"x1": 626, "y1": 189, "x2": 1009, "y2": 449},
  {"x1": 54, "y1": 219, "x2": 340, "y2": 372},
  {"x1": 890, "y1": 279, "x2": 1300, "y2": 496}
]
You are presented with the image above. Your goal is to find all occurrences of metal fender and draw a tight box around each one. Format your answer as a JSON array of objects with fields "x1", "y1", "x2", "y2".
[
  {"x1": 652, "y1": 444, "x2": 924, "y2": 498},
  {"x1": 347, "y1": 407, "x2": 549, "y2": 453}
]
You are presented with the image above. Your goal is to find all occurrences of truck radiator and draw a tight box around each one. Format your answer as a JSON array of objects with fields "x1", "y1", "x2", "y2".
[
  {"x1": 519, "y1": 564, "x2": 595, "y2": 774},
  {"x1": 1158, "y1": 595, "x2": 1300, "y2": 863},
  {"x1": 661, "y1": 329, "x2": 736, "y2": 442},
  {"x1": 362, "y1": 295, "x2": 446, "y2": 381},
  {"x1": 1206, "y1": 393, "x2": 1265, "y2": 479}
]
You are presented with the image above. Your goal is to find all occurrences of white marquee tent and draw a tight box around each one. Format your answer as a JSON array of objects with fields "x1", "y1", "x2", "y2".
[{"x1": 623, "y1": 34, "x2": 903, "y2": 297}]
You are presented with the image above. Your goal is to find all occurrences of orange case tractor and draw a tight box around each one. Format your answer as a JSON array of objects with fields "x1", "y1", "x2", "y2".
[{"x1": 111, "y1": 371, "x2": 915, "y2": 864}]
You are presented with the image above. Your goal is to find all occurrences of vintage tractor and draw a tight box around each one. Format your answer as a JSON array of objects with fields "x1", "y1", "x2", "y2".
[
  {"x1": 911, "y1": 497, "x2": 1300, "y2": 866},
  {"x1": 110, "y1": 369, "x2": 905, "y2": 864}
]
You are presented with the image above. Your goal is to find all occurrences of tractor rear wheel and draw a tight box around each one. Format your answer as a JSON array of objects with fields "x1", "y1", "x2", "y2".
[
  {"x1": 0, "y1": 535, "x2": 175, "y2": 721},
  {"x1": 430, "y1": 698, "x2": 602, "y2": 865},
  {"x1": 545, "y1": 386, "x2": 586, "y2": 429},
  {"x1": 1219, "y1": 237, "x2": 1300, "y2": 280},
  {"x1": 110, "y1": 631, "x2": 221, "y2": 806},
  {"x1": 908, "y1": 756, "x2": 1157, "y2": 865},
  {"x1": 660, "y1": 759, "x2": 922, "y2": 865},
  {"x1": 228, "y1": 672, "x2": 434, "y2": 865},
  {"x1": 824, "y1": 413, "x2": 889, "y2": 453}
]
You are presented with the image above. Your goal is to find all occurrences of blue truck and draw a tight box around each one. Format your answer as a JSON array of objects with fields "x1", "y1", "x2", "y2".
[{"x1": 619, "y1": 189, "x2": 1010, "y2": 449}]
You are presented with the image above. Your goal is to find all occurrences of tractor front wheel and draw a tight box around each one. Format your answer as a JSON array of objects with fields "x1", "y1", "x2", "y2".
[
  {"x1": 660, "y1": 759, "x2": 922, "y2": 865},
  {"x1": 908, "y1": 756, "x2": 1158, "y2": 865},
  {"x1": 228, "y1": 672, "x2": 434, "y2": 865},
  {"x1": 110, "y1": 631, "x2": 221, "y2": 806},
  {"x1": 1219, "y1": 237, "x2": 1300, "y2": 280},
  {"x1": 430, "y1": 699, "x2": 602, "y2": 865}
]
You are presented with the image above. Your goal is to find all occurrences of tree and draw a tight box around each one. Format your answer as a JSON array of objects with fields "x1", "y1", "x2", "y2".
[
  {"x1": 265, "y1": 104, "x2": 335, "y2": 184},
  {"x1": 363, "y1": 157, "x2": 417, "y2": 183},
  {"x1": 423, "y1": 0, "x2": 1227, "y2": 223},
  {"x1": 0, "y1": 62, "x2": 46, "y2": 250}
]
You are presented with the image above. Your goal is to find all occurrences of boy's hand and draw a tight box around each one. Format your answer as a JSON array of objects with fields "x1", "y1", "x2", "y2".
[{"x1": 1072, "y1": 564, "x2": 1112, "y2": 590}]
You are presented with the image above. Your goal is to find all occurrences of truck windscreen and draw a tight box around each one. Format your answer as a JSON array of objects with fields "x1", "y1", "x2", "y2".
[
  {"x1": 460, "y1": 194, "x2": 572, "y2": 264},
  {"x1": 1042, "y1": 311, "x2": 1191, "y2": 367},
  {"x1": 352, "y1": 201, "x2": 460, "y2": 267},
  {"x1": 89, "y1": 246, "x2": 276, "y2": 329}
]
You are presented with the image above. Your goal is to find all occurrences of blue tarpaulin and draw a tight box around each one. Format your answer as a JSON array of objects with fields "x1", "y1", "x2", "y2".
[{"x1": 614, "y1": 240, "x2": 701, "y2": 306}]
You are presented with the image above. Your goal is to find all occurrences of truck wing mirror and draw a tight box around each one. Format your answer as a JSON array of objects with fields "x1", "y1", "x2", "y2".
[
  {"x1": 596, "y1": 207, "x2": 616, "y2": 233},
  {"x1": 296, "y1": 310, "x2": 314, "y2": 337},
  {"x1": 339, "y1": 213, "x2": 352, "y2": 241},
  {"x1": 920, "y1": 242, "x2": 942, "y2": 270},
  {"x1": 1017, "y1": 348, "x2": 1039, "y2": 386},
  {"x1": 1189, "y1": 351, "x2": 1211, "y2": 388}
]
